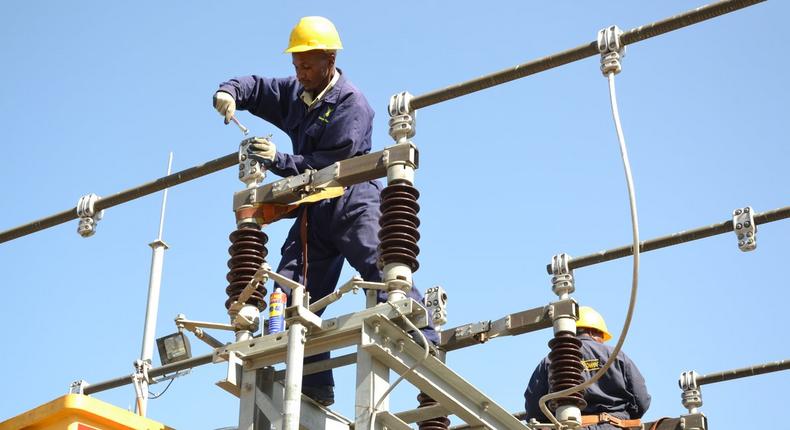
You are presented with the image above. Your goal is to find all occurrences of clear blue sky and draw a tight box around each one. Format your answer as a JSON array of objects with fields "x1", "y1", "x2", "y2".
[{"x1": 1, "y1": 1, "x2": 788, "y2": 429}]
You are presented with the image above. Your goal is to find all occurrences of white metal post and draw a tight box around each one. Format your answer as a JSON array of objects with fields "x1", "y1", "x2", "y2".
[
  {"x1": 136, "y1": 152, "x2": 173, "y2": 416},
  {"x1": 283, "y1": 285, "x2": 307, "y2": 430},
  {"x1": 355, "y1": 321, "x2": 390, "y2": 430}
]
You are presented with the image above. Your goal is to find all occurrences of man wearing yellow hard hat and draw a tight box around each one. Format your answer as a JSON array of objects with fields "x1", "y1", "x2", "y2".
[
  {"x1": 524, "y1": 307, "x2": 651, "y2": 429},
  {"x1": 212, "y1": 16, "x2": 437, "y2": 406}
]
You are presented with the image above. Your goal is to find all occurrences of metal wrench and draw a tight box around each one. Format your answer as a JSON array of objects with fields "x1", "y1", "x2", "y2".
[{"x1": 230, "y1": 115, "x2": 249, "y2": 136}]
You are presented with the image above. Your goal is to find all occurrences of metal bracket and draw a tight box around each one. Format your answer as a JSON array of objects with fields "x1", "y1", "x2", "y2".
[
  {"x1": 680, "y1": 413, "x2": 708, "y2": 430},
  {"x1": 217, "y1": 350, "x2": 244, "y2": 398},
  {"x1": 424, "y1": 285, "x2": 448, "y2": 327},
  {"x1": 76, "y1": 193, "x2": 104, "y2": 237},
  {"x1": 69, "y1": 379, "x2": 89, "y2": 394},
  {"x1": 550, "y1": 253, "x2": 575, "y2": 299},
  {"x1": 238, "y1": 136, "x2": 268, "y2": 189},
  {"x1": 597, "y1": 25, "x2": 625, "y2": 75},
  {"x1": 285, "y1": 304, "x2": 323, "y2": 332},
  {"x1": 732, "y1": 206, "x2": 757, "y2": 251},
  {"x1": 388, "y1": 91, "x2": 416, "y2": 144},
  {"x1": 678, "y1": 370, "x2": 703, "y2": 414},
  {"x1": 454, "y1": 321, "x2": 491, "y2": 344}
]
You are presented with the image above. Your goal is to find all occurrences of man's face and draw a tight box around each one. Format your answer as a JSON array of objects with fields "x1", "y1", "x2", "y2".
[{"x1": 292, "y1": 50, "x2": 334, "y2": 93}]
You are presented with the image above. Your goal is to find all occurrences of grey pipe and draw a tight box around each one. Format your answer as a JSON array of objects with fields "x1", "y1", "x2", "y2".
[
  {"x1": 697, "y1": 359, "x2": 790, "y2": 386},
  {"x1": 83, "y1": 353, "x2": 214, "y2": 395},
  {"x1": 411, "y1": 0, "x2": 765, "y2": 110},
  {"x1": 0, "y1": 152, "x2": 237, "y2": 244},
  {"x1": 545, "y1": 206, "x2": 790, "y2": 273}
]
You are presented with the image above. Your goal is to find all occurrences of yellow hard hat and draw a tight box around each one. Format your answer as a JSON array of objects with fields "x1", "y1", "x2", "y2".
[
  {"x1": 285, "y1": 16, "x2": 343, "y2": 53},
  {"x1": 577, "y1": 306, "x2": 612, "y2": 342}
]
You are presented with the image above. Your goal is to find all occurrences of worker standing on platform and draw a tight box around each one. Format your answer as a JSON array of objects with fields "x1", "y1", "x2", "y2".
[
  {"x1": 524, "y1": 306, "x2": 651, "y2": 429},
  {"x1": 212, "y1": 16, "x2": 437, "y2": 406}
]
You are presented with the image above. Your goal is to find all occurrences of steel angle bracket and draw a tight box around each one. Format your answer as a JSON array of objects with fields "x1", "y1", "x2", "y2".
[
  {"x1": 375, "y1": 411, "x2": 413, "y2": 430},
  {"x1": 216, "y1": 298, "x2": 428, "y2": 371},
  {"x1": 362, "y1": 315, "x2": 529, "y2": 430}
]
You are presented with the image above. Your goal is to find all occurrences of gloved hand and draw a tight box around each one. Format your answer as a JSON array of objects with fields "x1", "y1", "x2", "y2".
[
  {"x1": 247, "y1": 137, "x2": 276, "y2": 166},
  {"x1": 213, "y1": 91, "x2": 236, "y2": 124}
]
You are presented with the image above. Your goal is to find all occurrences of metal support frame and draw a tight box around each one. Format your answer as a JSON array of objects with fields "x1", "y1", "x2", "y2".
[
  {"x1": 361, "y1": 315, "x2": 529, "y2": 429},
  {"x1": 238, "y1": 367, "x2": 352, "y2": 430}
]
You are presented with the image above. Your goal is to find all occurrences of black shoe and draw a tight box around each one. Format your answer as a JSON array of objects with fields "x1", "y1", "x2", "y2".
[{"x1": 302, "y1": 385, "x2": 335, "y2": 407}]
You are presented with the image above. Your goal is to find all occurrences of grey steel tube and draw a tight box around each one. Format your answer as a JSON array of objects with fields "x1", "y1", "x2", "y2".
[
  {"x1": 82, "y1": 353, "x2": 213, "y2": 395},
  {"x1": 697, "y1": 359, "x2": 790, "y2": 386},
  {"x1": 545, "y1": 206, "x2": 790, "y2": 273},
  {"x1": 0, "y1": 152, "x2": 237, "y2": 244},
  {"x1": 410, "y1": 0, "x2": 764, "y2": 110}
]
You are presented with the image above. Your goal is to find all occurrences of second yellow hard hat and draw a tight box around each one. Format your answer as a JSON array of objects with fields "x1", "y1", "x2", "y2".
[{"x1": 577, "y1": 306, "x2": 613, "y2": 342}]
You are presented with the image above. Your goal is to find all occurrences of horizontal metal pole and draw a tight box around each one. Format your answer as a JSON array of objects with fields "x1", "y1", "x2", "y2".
[
  {"x1": 449, "y1": 412, "x2": 526, "y2": 430},
  {"x1": 697, "y1": 358, "x2": 790, "y2": 386},
  {"x1": 0, "y1": 152, "x2": 237, "y2": 244},
  {"x1": 546, "y1": 205, "x2": 790, "y2": 274},
  {"x1": 83, "y1": 353, "x2": 214, "y2": 395},
  {"x1": 410, "y1": 0, "x2": 764, "y2": 110},
  {"x1": 439, "y1": 305, "x2": 552, "y2": 352},
  {"x1": 234, "y1": 143, "x2": 417, "y2": 209}
]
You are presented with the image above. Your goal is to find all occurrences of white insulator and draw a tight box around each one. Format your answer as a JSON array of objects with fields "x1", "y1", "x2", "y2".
[
  {"x1": 76, "y1": 193, "x2": 104, "y2": 238},
  {"x1": 597, "y1": 25, "x2": 626, "y2": 76}
]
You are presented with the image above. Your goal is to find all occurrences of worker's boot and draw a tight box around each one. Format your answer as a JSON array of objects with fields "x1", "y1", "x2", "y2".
[{"x1": 302, "y1": 385, "x2": 335, "y2": 407}]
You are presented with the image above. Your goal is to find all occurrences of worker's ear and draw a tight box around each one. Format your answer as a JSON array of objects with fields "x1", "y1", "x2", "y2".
[{"x1": 325, "y1": 50, "x2": 336, "y2": 68}]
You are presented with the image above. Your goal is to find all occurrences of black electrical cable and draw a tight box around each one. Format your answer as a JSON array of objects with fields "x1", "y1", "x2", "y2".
[{"x1": 148, "y1": 376, "x2": 176, "y2": 399}]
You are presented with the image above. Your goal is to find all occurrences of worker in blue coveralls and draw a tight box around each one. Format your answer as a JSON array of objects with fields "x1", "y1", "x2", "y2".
[
  {"x1": 212, "y1": 16, "x2": 437, "y2": 406},
  {"x1": 524, "y1": 307, "x2": 651, "y2": 429}
]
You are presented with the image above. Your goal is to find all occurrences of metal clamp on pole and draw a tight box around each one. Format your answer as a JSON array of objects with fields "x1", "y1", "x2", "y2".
[
  {"x1": 238, "y1": 136, "x2": 268, "y2": 189},
  {"x1": 388, "y1": 91, "x2": 416, "y2": 146},
  {"x1": 424, "y1": 286, "x2": 448, "y2": 327},
  {"x1": 76, "y1": 193, "x2": 104, "y2": 237},
  {"x1": 678, "y1": 370, "x2": 703, "y2": 414},
  {"x1": 69, "y1": 379, "x2": 89, "y2": 394},
  {"x1": 133, "y1": 359, "x2": 152, "y2": 416},
  {"x1": 597, "y1": 25, "x2": 625, "y2": 76},
  {"x1": 732, "y1": 206, "x2": 757, "y2": 251},
  {"x1": 551, "y1": 253, "x2": 575, "y2": 299}
]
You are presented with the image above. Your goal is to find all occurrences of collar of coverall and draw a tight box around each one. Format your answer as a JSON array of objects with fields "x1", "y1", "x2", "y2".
[{"x1": 300, "y1": 67, "x2": 341, "y2": 111}]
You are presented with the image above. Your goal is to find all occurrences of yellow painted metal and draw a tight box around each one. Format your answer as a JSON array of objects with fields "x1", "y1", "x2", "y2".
[{"x1": 0, "y1": 394, "x2": 172, "y2": 430}]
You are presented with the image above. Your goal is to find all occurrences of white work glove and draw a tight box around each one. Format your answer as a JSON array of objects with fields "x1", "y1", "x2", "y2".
[
  {"x1": 247, "y1": 137, "x2": 276, "y2": 166},
  {"x1": 213, "y1": 91, "x2": 236, "y2": 124}
]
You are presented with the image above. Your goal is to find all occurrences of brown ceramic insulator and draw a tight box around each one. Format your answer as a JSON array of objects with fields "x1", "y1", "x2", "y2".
[
  {"x1": 378, "y1": 180, "x2": 421, "y2": 272},
  {"x1": 547, "y1": 331, "x2": 587, "y2": 410},
  {"x1": 416, "y1": 392, "x2": 450, "y2": 430},
  {"x1": 225, "y1": 225, "x2": 268, "y2": 310}
]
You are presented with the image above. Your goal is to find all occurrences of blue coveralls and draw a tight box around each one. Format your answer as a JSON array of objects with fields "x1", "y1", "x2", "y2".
[
  {"x1": 218, "y1": 71, "x2": 437, "y2": 389},
  {"x1": 524, "y1": 334, "x2": 651, "y2": 430}
]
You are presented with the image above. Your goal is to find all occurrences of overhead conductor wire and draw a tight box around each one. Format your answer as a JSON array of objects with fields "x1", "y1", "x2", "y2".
[{"x1": 538, "y1": 43, "x2": 641, "y2": 429}]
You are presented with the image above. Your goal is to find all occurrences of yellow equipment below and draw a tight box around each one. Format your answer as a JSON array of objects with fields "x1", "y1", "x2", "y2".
[{"x1": 0, "y1": 394, "x2": 172, "y2": 430}]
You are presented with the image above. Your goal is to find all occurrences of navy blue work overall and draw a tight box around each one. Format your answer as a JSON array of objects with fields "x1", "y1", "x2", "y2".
[
  {"x1": 219, "y1": 71, "x2": 437, "y2": 390},
  {"x1": 524, "y1": 334, "x2": 651, "y2": 429}
]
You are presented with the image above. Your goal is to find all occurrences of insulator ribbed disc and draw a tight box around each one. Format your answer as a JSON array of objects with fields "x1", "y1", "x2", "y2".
[
  {"x1": 225, "y1": 226, "x2": 268, "y2": 310},
  {"x1": 378, "y1": 181, "x2": 421, "y2": 273},
  {"x1": 416, "y1": 392, "x2": 450, "y2": 430},
  {"x1": 547, "y1": 331, "x2": 588, "y2": 409}
]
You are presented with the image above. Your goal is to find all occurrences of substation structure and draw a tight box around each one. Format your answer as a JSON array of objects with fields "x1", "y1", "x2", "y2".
[{"x1": 3, "y1": 1, "x2": 789, "y2": 430}]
